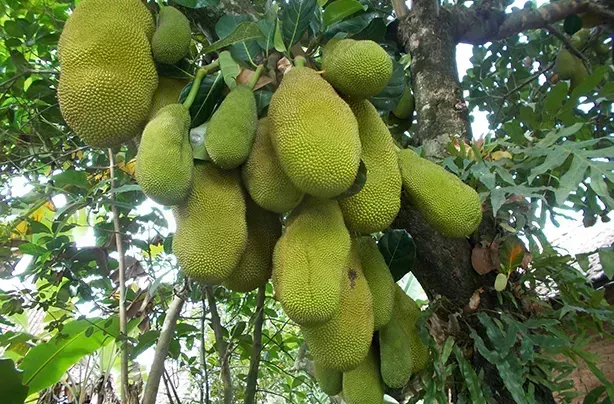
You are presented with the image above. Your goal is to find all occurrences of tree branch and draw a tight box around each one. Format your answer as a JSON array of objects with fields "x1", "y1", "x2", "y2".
[
  {"x1": 200, "y1": 295, "x2": 210, "y2": 404},
  {"x1": 204, "y1": 285, "x2": 233, "y2": 404},
  {"x1": 391, "y1": 0, "x2": 409, "y2": 19},
  {"x1": 142, "y1": 292, "x2": 186, "y2": 404},
  {"x1": 244, "y1": 287, "x2": 266, "y2": 404},
  {"x1": 544, "y1": 24, "x2": 591, "y2": 74}
]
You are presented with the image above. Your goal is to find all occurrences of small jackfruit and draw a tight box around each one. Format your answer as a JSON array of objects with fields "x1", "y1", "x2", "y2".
[
  {"x1": 149, "y1": 77, "x2": 189, "y2": 119},
  {"x1": 57, "y1": 0, "x2": 157, "y2": 148},
  {"x1": 173, "y1": 163, "x2": 247, "y2": 284},
  {"x1": 570, "y1": 60, "x2": 588, "y2": 91},
  {"x1": 392, "y1": 86, "x2": 415, "y2": 120},
  {"x1": 242, "y1": 118, "x2": 304, "y2": 213},
  {"x1": 398, "y1": 148, "x2": 482, "y2": 238},
  {"x1": 223, "y1": 199, "x2": 281, "y2": 292},
  {"x1": 322, "y1": 39, "x2": 392, "y2": 100},
  {"x1": 379, "y1": 314, "x2": 413, "y2": 388},
  {"x1": 206, "y1": 85, "x2": 258, "y2": 169},
  {"x1": 314, "y1": 361, "x2": 342, "y2": 396},
  {"x1": 554, "y1": 49, "x2": 578, "y2": 80},
  {"x1": 272, "y1": 197, "x2": 350, "y2": 326},
  {"x1": 301, "y1": 241, "x2": 374, "y2": 372},
  {"x1": 340, "y1": 100, "x2": 401, "y2": 234},
  {"x1": 152, "y1": 6, "x2": 191, "y2": 65},
  {"x1": 269, "y1": 67, "x2": 361, "y2": 198},
  {"x1": 342, "y1": 345, "x2": 385, "y2": 404},
  {"x1": 135, "y1": 104, "x2": 193, "y2": 206},
  {"x1": 394, "y1": 285, "x2": 429, "y2": 373},
  {"x1": 355, "y1": 237, "x2": 394, "y2": 330}
]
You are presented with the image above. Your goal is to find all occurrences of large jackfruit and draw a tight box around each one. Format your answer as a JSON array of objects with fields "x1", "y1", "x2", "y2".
[
  {"x1": 379, "y1": 314, "x2": 413, "y2": 388},
  {"x1": 136, "y1": 104, "x2": 193, "y2": 206},
  {"x1": 301, "y1": 241, "x2": 374, "y2": 372},
  {"x1": 355, "y1": 237, "x2": 394, "y2": 330},
  {"x1": 57, "y1": 0, "x2": 157, "y2": 148},
  {"x1": 340, "y1": 100, "x2": 401, "y2": 234},
  {"x1": 268, "y1": 67, "x2": 361, "y2": 198},
  {"x1": 314, "y1": 361, "x2": 342, "y2": 396},
  {"x1": 173, "y1": 163, "x2": 247, "y2": 284},
  {"x1": 342, "y1": 346, "x2": 385, "y2": 404},
  {"x1": 398, "y1": 149, "x2": 482, "y2": 238},
  {"x1": 149, "y1": 77, "x2": 189, "y2": 119},
  {"x1": 242, "y1": 118, "x2": 304, "y2": 213},
  {"x1": 223, "y1": 199, "x2": 281, "y2": 292},
  {"x1": 322, "y1": 39, "x2": 392, "y2": 100},
  {"x1": 206, "y1": 85, "x2": 258, "y2": 169},
  {"x1": 152, "y1": 6, "x2": 191, "y2": 65},
  {"x1": 394, "y1": 284, "x2": 429, "y2": 373},
  {"x1": 272, "y1": 197, "x2": 350, "y2": 326}
]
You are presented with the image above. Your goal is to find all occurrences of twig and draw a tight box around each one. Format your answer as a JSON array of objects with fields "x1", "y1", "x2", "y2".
[
  {"x1": 204, "y1": 285, "x2": 233, "y2": 404},
  {"x1": 108, "y1": 149, "x2": 129, "y2": 403},
  {"x1": 244, "y1": 287, "x2": 266, "y2": 404},
  {"x1": 164, "y1": 368, "x2": 182, "y2": 404},
  {"x1": 545, "y1": 23, "x2": 592, "y2": 74},
  {"x1": 161, "y1": 370, "x2": 175, "y2": 404},
  {"x1": 200, "y1": 294, "x2": 210, "y2": 404}
]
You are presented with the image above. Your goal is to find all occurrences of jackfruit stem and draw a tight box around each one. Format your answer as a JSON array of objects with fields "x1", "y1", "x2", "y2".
[
  {"x1": 248, "y1": 65, "x2": 264, "y2": 90},
  {"x1": 294, "y1": 56, "x2": 307, "y2": 67},
  {"x1": 183, "y1": 60, "x2": 220, "y2": 109}
]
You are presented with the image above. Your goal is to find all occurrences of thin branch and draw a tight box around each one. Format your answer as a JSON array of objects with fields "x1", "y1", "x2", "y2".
[
  {"x1": 391, "y1": 0, "x2": 409, "y2": 19},
  {"x1": 545, "y1": 24, "x2": 592, "y2": 74},
  {"x1": 244, "y1": 287, "x2": 266, "y2": 404},
  {"x1": 164, "y1": 368, "x2": 182, "y2": 404},
  {"x1": 142, "y1": 292, "x2": 186, "y2": 404},
  {"x1": 200, "y1": 294, "x2": 210, "y2": 404},
  {"x1": 161, "y1": 369, "x2": 175, "y2": 404},
  {"x1": 204, "y1": 285, "x2": 233, "y2": 404},
  {"x1": 108, "y1": 149, "x2": 129, "y2": 403}
]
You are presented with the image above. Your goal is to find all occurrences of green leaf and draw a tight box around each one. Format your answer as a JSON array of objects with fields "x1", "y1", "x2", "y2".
[
  {"x1": 0, "y1": 358, "x2": 28, "y2": 404},
  {"x1": 52, "y1": 169, "x2": 90, "y2": 190},
  {"x1": 589, "y1": 168, "x2": 614, "y2": 209},
  {"x1": 173, "y1": 0, "x2": 219, "y2": 7},
  {"x1": 19, "y1": 317, "x2": 120, "y2": 394},
  {"x1": 370, "y1": 59, "x2": 405, "y2": 112},
  {"x1": 569, "y1": 65, "x2": 608, "y2": 99},
  {"x1": 598, "y1": 246, "x2": 614, "y2": 279},
  {"x1": 255, "y1": 88, "x2": 273, "y2": 116},
  {"x1": 132, "y1": 330, "x2": 160, "y2": 359},
  {"x1": 323, "y1": 0, "x2": 364, "y2": 26},
  {"x1": 378, "y1": 228, "x2": 416, "y2": 282},
  {"x1": 18, "y1": 243, "x2": 47, "y2": 256},
  {"x1": 555, "y1": 155, "x2": 589, "y2": 205},
  {"x1": 218, "y1": 50, "x2": 241, "y2": 90},
  {"x1": 273, "y1": 19, "x2": 287, "y2": 52},
  {"x1": 205, "y1": 20, "x2": 264, "y2": 56},
  {"x1": 499, "y1": 236, "x2": 525, "y2": 273},
  {"x1": 352, "y1": 17, "x2": 387, "y2": 42},
  {"x1": 454, "y1": 346, "x2": 487, "y2": 404},
  {"x1": 179, "y1": 72, "x2": 225, "y2": 128},
  {"x1": 323, "y1": 11, "x2": 378, "y2": 40},
  {"x1": 527, "y1": 147, "x2": 571, "y2": 184},
  {"x1": 584, "y1": 386, "x2": 606, "y2": 404},
  {"x1": 256, "y1": 19, "x2": 275, "y2": 51},
  {"x1": 281, "y1": 0, "x2": 317, "y2": 47},
  {"x1": 544, "y1": 82, "x2": 568, "y2": 115}
]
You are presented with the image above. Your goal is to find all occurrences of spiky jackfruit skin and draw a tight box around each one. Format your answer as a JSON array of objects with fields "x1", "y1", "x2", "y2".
[
  {"x1": 242, "y1": 118, "x2": 304, "y2": 213},
  {"x1": 269, "y1": 67, "x2": 361, "y2": 198},
  {"x1": 148, "y1": 77, "x2": 189, "y2": 119},
  {"x1": 57, "y1": 0, "x2": 157, "y2": 148},
  {"x1": 322, "y1": 39, "x2": 392, "y2": 100},
  {"x1": 340, "y1": 100, "x2": 401, "y2": 234},
  {"x1": 136, "y1": 104, "x2": 193, "y2": 206},
  {"x1": 379, "y1": 314, "x2": 413, "y2": 388},
  {"x1": 172, "y1": 163, "x2": 247, "y2": 284},
  {"x1": 554, "y1": 49, "x2": 577, "y2": 80},
  {"x1": 394, "y1": 285, "x2": 429, "y2": 373},
  {"x1": 301, "y1": 242, "x2": 374, "y2": 372},
  {"x1": 223, "y1": 199, "x2": 281, "y2": 292},
  {"x1": 355, "y1": 237, "x2": 394, "y2": 330},
  {"x1": 342, "y1": 346, "x2": 385, "y2": 404},
  {"x1": 152, "y1": 6, "x2": 191, "y2": 64},
  {"x1": 314, "y1": 361, "x2": 342, "y2": 396},
  {"x1": 206, "y1": 85, "x2": 258, "y2": 169},
  {"x1": 392, "y1": 86, "x2": 415, "y2": 120},
  {"x1": 272, "y1": 197, "x2": 349, "y2": 326},
  {"x1": 398, "y1": 149, "x2": 482, "y2": 238}
]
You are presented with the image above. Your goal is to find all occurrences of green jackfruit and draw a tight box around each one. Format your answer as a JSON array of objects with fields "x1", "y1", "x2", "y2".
[
  {"x1": 355, "y1": 237, "x2": 394, "y2": 330},
  {"x1": 571, "y1": 29, "x2": 590, "y2": 50},
  {"x1": 398, "y1": 149, "x2": 482, "y2": 238},
  {"x1": 301, "y1": 241, "x2": 374, "y2": 372},
  {"x1": 554, "y1": 49, "x2": 578, "y2": 80},
  {"x1": 342, "y1": 346, "x2": 385, "y2": 404},
  {"x1": 340, "y1": 100, "x2": 401, "y2": 234},
  {"x1": 272, "y1": 197, "x2": 350, "y2": 325},
  {"x1": 269, "y1": 67, "x2": 361, "y2": 198},
  {"x1": 379, "y1": 313, "x2": 413, "y2": 388},
  {"x1": 152, "y1": 6, "x2": 191, "y2": 65},
  {"x1": 223, "y1": 199, "x2": 281, "y2": 292},
  {"x1": 322, "y1": 39, "x2": 392, "y2": 100},
  {"x1": 57, "y1": 0, "x2": 157, "y2": 148},
  {"x1": 173, "y1": 163, "x2": 247, "y2": 284},
  {"x1": 394, "y1": 284, "x2": 429, "y2": 373},
  {"x1": 392, "y1": 86, "x2": 415, "y2": 120},
  {"x1": 242, "y1": 118, "x2": 304, "y2": 213},
  {"x1": 314, "y1": 361, "x2": 342, "y2": 396},
  {"x1": 136, "y1": 104, "x2": 193, "y2": 206},
  {"x1": 149, "y1": 77, "x2": 189, "y2": 119},
  {"x1": 570, "y1": 60, "x2": 588, "y2": 91},
  {"x1": 206, "y1": 85, "x2": 258, "y2": 169}
]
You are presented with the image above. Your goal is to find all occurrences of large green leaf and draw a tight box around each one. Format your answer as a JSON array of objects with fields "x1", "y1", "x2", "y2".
[
  {"x1": 0, "y1": 358, "x2": 28, "y2": 404},
  {"x1": 179, "y1": 71, "x2": 225, "y2": 128},
  {"x1": 281, "y1": 0, "x2": 317, "y2": 47},
  {"x1": 173, "y1": 0, "x2": 220, "y2": 7},
  {"x1": 369, "y1": 59, "x2": 405, "y2": 112},
  {"x1": 207, "y1": 19, "x2": 264, "y2": 61},
  {"x1": 378, "y1": 228, "x2": 416, "y2": 282},
  {"x1": 19, "y1": 317, "x2": 120, "y2": 395},
  {"x1": 323, "y1": 0, "x2": 364, "y2": 26}
]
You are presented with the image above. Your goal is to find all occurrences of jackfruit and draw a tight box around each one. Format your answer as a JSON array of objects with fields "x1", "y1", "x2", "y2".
[
  {"x1": 355, "y1": 237, "x2": 394, "y2": 330},
  {"x1": 152, "y1": 6, "x2": 191, "y2": 65},
  {"x1": 268, "y1": 66, "x2": 361, "y2": 198},
  {"x1": 135, "y1": 104, "x2": 193, "y2": 206},
  {"x1": 394, "y1": 284, "x2": 429, "y2": 373},
  {"x1": 172, "y1": 163, "x2": 247, "y2": 284},
  {"x1": 272, "y1": 197, "x2": 349, "y2": 326},
  {"x1": 554, "y1": 49, "x2": 578, "y2": 80},
  {"x1": 379, "y1": 314, "x2": 413, "y2": 388},
  {"x1": 223, "y1": 199, "x2": 281, "y2": 292},
  {"x1": 57, "y1": 0, "x2": 157, "y2": 148},
  {"x1": 392, "y1": 86, "x2": 415, "y2": 120},
  {"x1": 340, "y1": 100, "x2": 401, "y2": 234},
  {"x1": 149, "y1": 77, "x2": 190, "y2": 119},
  {"x1": 314, "y1": 361, "x2": 342, "y2": 396},
  {"x1": 242, "y1": 118, "x2": 304, "y2": 213},
  {"x1": 570, "y1": 60, "x2": 588, "y2": 91},
  {"x1": 322, "y1": 39, "x2": 392, "y2": 100},
  {"x1": 342, "y1": 345, "x2": 385, "y2": 404},
  {"x1": 571, "y1": 29, "x2": 590, "y2": 50},
  {"x1": 301, "y1": 241, "x2": 374, "y2": 372},
  {"x1": 206, "y1": 85, "x2": 258, "y2": 169},
  {"x1": 398, "y1": 148, "x2": 482, "y2": 238}
]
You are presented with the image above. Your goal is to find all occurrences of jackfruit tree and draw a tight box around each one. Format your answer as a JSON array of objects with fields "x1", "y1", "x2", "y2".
[{"x1": 2, "y1": 0, "x2": 613, "y2": 403}]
